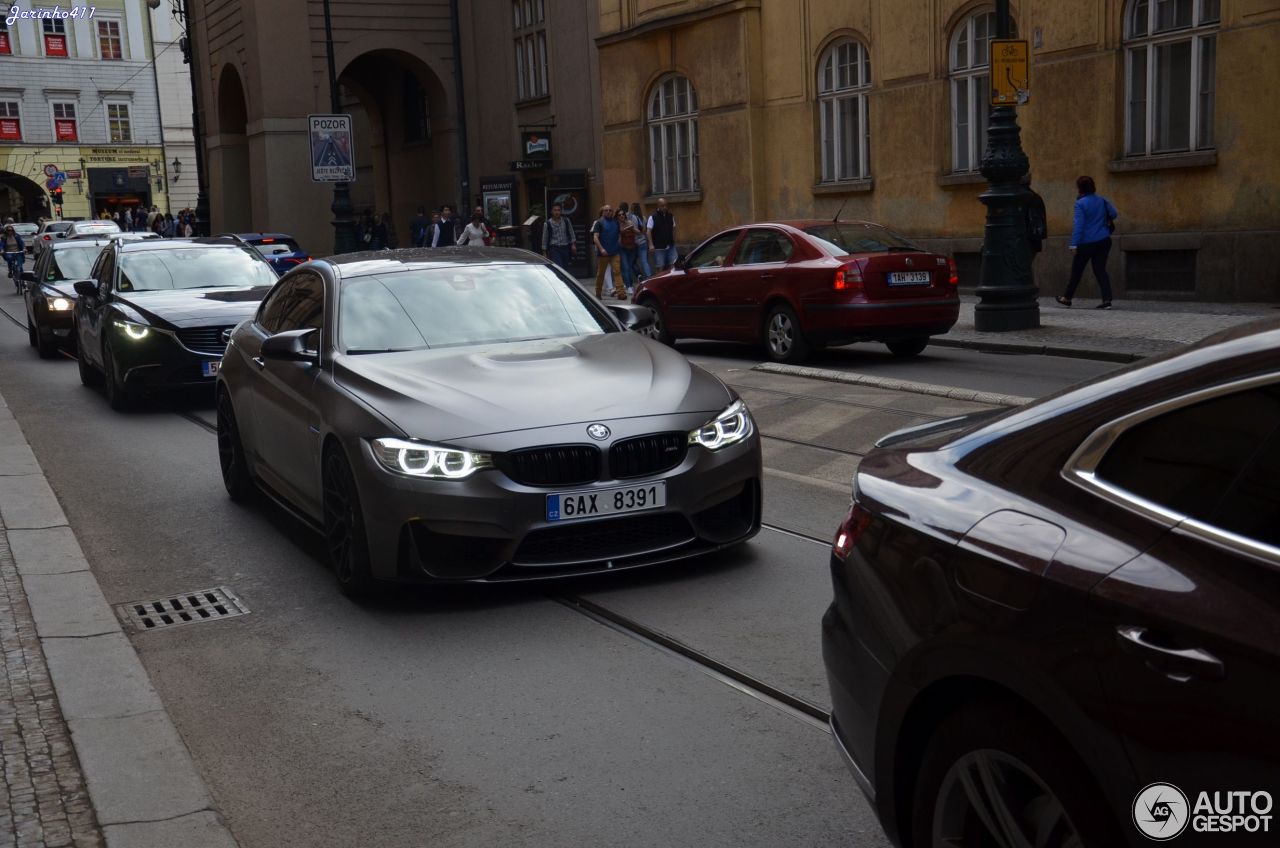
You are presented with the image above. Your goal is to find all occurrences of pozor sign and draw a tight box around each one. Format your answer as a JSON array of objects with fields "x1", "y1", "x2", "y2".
[{"x1": 308, "y1": 114, "x2": 355, "y2": 182}]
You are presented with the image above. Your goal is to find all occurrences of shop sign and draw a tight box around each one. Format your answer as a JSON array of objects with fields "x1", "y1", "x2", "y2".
[
  {"x1": 84, "y1": 147, "x2": 150, "y2": 163},
  {"x1": 127, "y1": 165, "x2": 149, "y2": 179},
  {"x1": 521, "y1": 131, "x2": 552, "y2": 160},
  {"x1": 44, "y1": 33, "x2": 68, "y2": 57},
  {"x1": 0, "y1": 31, "x2": 11, "y2": 54},
  {"x1": 0, "y1": 118, "x2": 20, "y2": 141},
  {"x1": 509, "y1": 160, "x2": 545, "y2": 172},
  {"x1": 54, "y1": 119, "x2": 77, "y2": 142}
]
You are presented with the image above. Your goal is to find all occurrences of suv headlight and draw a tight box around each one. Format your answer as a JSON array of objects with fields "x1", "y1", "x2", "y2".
[
  {"x1": 113, "y1": 319, "x2": 151, "y2": 340},
  {"x1": 47, "y1": 292, "x2": 73, "y2": 311},
  {"x1": 371, "y1": 437, "x2": 493, "y2": 480},
  {"x1": 689, "y1": 400, "x2": 753, "y2": 450}
]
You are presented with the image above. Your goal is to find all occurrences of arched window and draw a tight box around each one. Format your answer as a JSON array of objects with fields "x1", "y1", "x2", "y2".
[
  {"x1": 1124, "y1": 0, "x2": 1218, "y2": 156},
  {"x1": 648, "y1": 75, "x2": 699, "y2": 195},
  {"x1": 817, "y1": 39, "x2": 872, "y2": 183},
  {"x1": 949, "y1": 10, "x2": 1017, "y2": 173}
]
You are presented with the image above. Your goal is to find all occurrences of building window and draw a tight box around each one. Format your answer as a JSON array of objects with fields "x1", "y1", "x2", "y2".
[
  {"x1": 98, "y1": 19, "x2": 123, "y2": 60},
  {"x1": 1124, "y1": 0, "x2": 1218, "y2": 156},
  {"x1": 648, "y1": 75, "x2": 699, "y2": 195},
  {"x1": 0, "y1": 19, "x2": 12, "y2": 55},
  {"x1": 107, "y1": 102, "x2": 132, "y2": 143},
  {"x1": 52, "y1": 101, "x2": 78, "y2": 142},
  {"x1": 0, "y1": 102, "x2": 21, "y2": 141},
  {"x1": 949, "y1": 10, "x2": 1017, "y2": 173},
  {"x1": 43, "y1": 17, "x2": 68, "y2": 57},
  {"x1": 403, "y1": 72, "x2": 430, "y2": 143},
  {"x1": 513, "y1": 0, "x2": 548, "y2": 101},
  {"x1": 817, "y1": 39, "x2": 872, "y2": 183}
]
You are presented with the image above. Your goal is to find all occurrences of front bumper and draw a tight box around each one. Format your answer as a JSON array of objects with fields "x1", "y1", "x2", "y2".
[
  {"x1": 347, "y1": 421, "x2": 763, "y2": 583},
  {"x1": 32, "y1": 298, "x2": 76, "y2": 339},
  {"x1": 801, "y1": 297, "x2": 960, "y2": 344},
  {"x1": 114, "y1": 327, "x2": 222, "y2": 391}
]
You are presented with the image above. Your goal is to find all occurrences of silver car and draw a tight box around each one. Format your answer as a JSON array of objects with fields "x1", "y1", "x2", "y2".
[{"x1": 217, "y1": 248, "x2": 763, "y2": 596}]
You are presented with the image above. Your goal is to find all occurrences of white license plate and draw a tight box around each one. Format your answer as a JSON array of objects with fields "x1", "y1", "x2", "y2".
[
  {"x1": 202, "y1": 361, "x2": 220, "y2": 377},
  {"x1": 888, "y1": 271, "x2": 932, "y2": 286},
  {"x1": 547, "y1": 482, "x2": 666, "y2": 522}
]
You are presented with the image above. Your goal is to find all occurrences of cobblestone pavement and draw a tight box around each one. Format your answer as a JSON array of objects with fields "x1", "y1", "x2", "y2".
[
  {"x1": 0, "y1": 523, "x2": 104, "y2": 848},
  {"x1": 948, "y1": 295, "x2": 1279, "y2": 358}
]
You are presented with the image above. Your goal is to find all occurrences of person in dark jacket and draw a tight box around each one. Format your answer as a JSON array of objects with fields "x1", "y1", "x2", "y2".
[
  {"x1": 409, "y1": 206, "x2": 428, "y2": 247},
  {"x1": 431, "y1": 206, "x2": 458, "y2": 247},
  {"x1": 1056, "y1": 175, "x2": 1117, "y2": 309},
  {"x1": 1024, "y1": 178, "x2": 1047, "y2": 258}
]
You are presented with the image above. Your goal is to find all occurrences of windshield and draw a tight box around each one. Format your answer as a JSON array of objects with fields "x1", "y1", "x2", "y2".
[
  {"x1": 804, "y1": 223, "x2": 921, "y2": 256},
  {"x1": 44, "y1": 222, "x2": 73, "y2": 233},
  {"x1": 118, "y1": 247, "x2": 278, "y2": 292},
  {"x1": 48, "y1": 248, "x2": 100, "y2": 282},
  {"x1": 13, "y1": 224, "x2": 37, "y2": 236},
  {"x1": 253, "y1": 239, "x2": 303, "y2": 257},
  {"x1": 339, "y1": 264, "x2": 614, "y2": 353}
]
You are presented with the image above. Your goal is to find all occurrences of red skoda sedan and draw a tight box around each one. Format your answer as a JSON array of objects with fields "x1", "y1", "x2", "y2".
[{"x1": 633, "y1": 221, "x2": 960, "y2": 363}]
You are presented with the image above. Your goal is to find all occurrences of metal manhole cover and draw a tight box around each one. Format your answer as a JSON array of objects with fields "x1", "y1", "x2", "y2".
[{"x1": 116, "y1": 586, "x2": 249, "y2": 632}]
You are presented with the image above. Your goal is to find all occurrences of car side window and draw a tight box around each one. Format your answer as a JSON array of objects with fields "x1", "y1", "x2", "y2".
[
  {"x1": 259, "y1": 274, "x2": 324, "y2": 335},
  {"x1": 96, "y1": 251, "x2": 116, "y2": 297},
  {"x1": 1207, "y1": 427, "x2": 1280, "y2": 548},
  {"x1": 733, "y1": 229, "x2": 795, "y2": 266},
  {"x1": 1094, "y1": 385, "x2": 1280, "y2": 522},
  {"x1": 686, "y1": 231, "x2": 741, "y2": 270}
]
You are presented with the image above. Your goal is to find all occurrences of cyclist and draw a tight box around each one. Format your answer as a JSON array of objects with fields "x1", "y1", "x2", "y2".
[{"x1": 2, "y1": 222, "x2": 26, "y2": 294}]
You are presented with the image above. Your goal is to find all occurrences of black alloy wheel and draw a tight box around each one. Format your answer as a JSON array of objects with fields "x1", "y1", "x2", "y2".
[
  {"x1": 322, "y1": 447, "x2": 375, "y2": 598},
  {"x1": 101, "y1": 334, "x2": 135, "y2": 411},
  {"x1": 886, "y1": 337, "x2": 929, "y2": 358},
  {"x1": 764, "y1": 303, "x2": 810, "y2": 364},
  {"x1": 639, "y1": 297, "x2": 674, "y2": 346},
  {"x1": 911, "y1": 701, "x2": 1117, "y2": 848},
  {"x1": 216, "y1": 389, "x2": 255, "y2": 502}
]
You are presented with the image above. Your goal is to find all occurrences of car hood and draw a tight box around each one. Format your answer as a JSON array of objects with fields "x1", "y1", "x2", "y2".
[
  {"x1": 334, "y1": 331, "x2": 733, "y2": 441},
  {"x1": 117, "y1": 286, "x2": 273, "y2": 328}
]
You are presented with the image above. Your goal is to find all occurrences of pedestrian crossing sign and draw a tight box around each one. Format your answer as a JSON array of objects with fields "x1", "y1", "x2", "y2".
[{"x1": 308, "y1": 114, "x2": 356, "y2": 182}]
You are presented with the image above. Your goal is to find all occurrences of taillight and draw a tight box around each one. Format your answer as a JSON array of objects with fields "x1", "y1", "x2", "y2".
[
  {"x1": 946, "y1": 256, "x2": 959, "y2": 286},
  {"x1": 43, "y1": 234, "x2": 51, "y2": 240},
  {"x1": 834, "y1": 261, "x2": 864, "y2": 292},
  {"x1": 832, "y1": 503, "x2": 872, "y2": 560}
]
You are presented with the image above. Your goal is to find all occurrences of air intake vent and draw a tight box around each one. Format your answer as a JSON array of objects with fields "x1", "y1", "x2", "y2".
[{"x1": 609, "y1": 432, "x2": 688, "y2": 479}]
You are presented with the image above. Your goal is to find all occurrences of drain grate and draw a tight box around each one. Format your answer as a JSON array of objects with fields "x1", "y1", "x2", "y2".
[{"x1": 116, "y1": 586, "x2": 249, "y2": 632}]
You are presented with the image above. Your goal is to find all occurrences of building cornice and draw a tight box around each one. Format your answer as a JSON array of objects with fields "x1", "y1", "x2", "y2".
[{"x1": 596, "y1": 0, "x2": 760, "y2": 47}]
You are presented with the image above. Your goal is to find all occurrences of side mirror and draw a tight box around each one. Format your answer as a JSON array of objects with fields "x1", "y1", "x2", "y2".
[
  {"x1": 261, "y1": 328, "x2": 319, "y2": 365},
  {"x1": 673, "y1": 255, "x2": 687, "y2": 271},
  {"x1": 73, "y1": 280, "x2": 98, "y2": 298},
  {"x1": 21, "y1": 271, "x2": 36, "y2": 284},
  {"x1": 609, "y1": 304, "x2": 655, "y2": 332}
]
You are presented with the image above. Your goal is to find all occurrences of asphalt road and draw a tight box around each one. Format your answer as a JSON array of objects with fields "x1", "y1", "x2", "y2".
[{"x1": 0, "y1": 296, "x2": 1117, "y2": 848}]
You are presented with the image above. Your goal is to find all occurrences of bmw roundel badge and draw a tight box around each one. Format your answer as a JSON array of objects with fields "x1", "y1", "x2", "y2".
[{"x1": 587, "y1": 423, "x2": 611, "y2": 441}]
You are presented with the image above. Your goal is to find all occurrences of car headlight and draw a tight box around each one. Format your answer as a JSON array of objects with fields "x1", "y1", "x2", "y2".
[
  {"x1": 689, "y1": 400, "x2": 753, "y2": 450},
  {"x1": 112, "y1": 319, "x2": 150, "y2": 340},
  {"x1": 49, "y1": 296, "x2": 72, "y2": 312},
  {"x1": 371, "y1": 437, "x2": 493, "y2": 480}
]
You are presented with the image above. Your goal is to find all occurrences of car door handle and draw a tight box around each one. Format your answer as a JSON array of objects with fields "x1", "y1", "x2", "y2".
[
  {"x1": 760, "y1": 274, "x2": 776, "y2": 280},
  {"x1": 1116, "y1": 626, "x2": 1225, "y2": 682},
  {"x1": 251, "y1": 356, "x2": 266, "y2": 369}
]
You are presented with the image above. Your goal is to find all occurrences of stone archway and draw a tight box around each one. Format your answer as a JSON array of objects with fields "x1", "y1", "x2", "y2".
[
  {"x1": 0, "y1": 171, "x2": 50, "y2": 222},
  {"x1": 211, "y1": 63, "x2": 252, "y2": 233},
  {"x1": 336, "y1": 49, "x2": 452, "y2": 246}
]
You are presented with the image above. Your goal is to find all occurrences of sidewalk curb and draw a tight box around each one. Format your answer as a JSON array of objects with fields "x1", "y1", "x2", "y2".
[
  {"x1": 0, "y1": 390, "x2": 239, "y2": 848},
  {"x1": 753, "y1": 363, "x2": 1035, "y2": 407},
  {"x1": 928, "y1": 336, "x2": 1148, "y2": 364}
]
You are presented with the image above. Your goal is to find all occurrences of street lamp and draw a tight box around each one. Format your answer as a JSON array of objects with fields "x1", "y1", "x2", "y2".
[
  {"x1": 322, "y1": 0, "x2": 358, "y2": 254},
  {"x1": 973, "y1": 0, "x2": 1039, "y2": 331},
  {"x1": 171, "y1": 157, "x2": 182, "y2": 181}
]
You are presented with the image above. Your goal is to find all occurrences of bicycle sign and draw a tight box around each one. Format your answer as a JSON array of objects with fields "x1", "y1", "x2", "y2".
[{"x1": 990, "y1": 39, "x2": 1030, "y2": 105}]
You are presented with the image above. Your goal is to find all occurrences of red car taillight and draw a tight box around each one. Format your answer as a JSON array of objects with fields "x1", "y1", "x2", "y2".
[
  {"x1": 946, "y1": 256, "x2": 959, "y2": 286},
  {"x1": 43, "y1": 234, "x2": 51, "y2": 240},
  {"x1": 834, "y1": 261, "x2": 864, "y2": 292},
  {"x1": 832, "y1": 503, "x2": 872, "y2": 560}
]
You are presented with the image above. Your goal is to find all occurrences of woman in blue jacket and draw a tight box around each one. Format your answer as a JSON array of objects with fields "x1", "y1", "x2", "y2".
[{"x1": 1056, "y1": 175, "x2": 1117, "y2": 309}]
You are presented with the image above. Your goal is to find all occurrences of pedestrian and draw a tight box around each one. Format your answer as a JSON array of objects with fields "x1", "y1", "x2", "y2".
[
  {"x1": 617, "y1": 202, "x2": 640, "y2": 295},
  {"x1": 146, "y1": 205, "x2": 159, "y2": 231},
  {"x1": 456, "y1": 210, "x2": 490, "y2": 246},
  {"x1": 370, "y1": 212, "x2": 387, "y2": 250},
  {"x1": 409, "y1": 206, "x2": 429, "y2": 247},
  {"x1": 647, "y1": 197, "x2": 677, "y2": 272},
  {"x1": 542, "y1": 202, "x2": 576, "y2": 272},
  {"x1": 590, "y1": 204, "x2": 626, "y2": 300},
  {"x1": 629, "y1": 201, "x2": 651, "y2": 279},
  {"x1": 151, "y1": 211, "x2": 166, "y2": 236},
  {"x1": 431, "y1": 205, "x2": 457, "y2": 247},
  {"x1": 180, "y1": 213, "x2": 194, "y2": 237},
  {"x1": 163, "y1": 213, "x2": 176, "y2": 238},
  {"x1": 473, "y1": 205, "x2": 497, "y2": 245},
  {"x1": 1024, "y1": 179, "x2": 1047, "y2": 260},
  {"x1": 382, "y1": 212, "x2": 398, "y2": 249},
  {"x1": 1056, "y1": 175, "x2": 1117, "y2": 310}
]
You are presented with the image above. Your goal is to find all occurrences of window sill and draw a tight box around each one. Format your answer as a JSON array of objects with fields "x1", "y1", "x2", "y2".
[
  {"x1": 1108, "y1": 151, "x2": 1217, "y2": 173},
  {"x1": 514, "y1": 95, "x2": 551, "y2": 109},
  {"x1": 937, "y1": 172, "x2": 986, "y2": 187},
  {"x1": 643, "y1": 191, "x2": 702, "y2": 205},
  {"x1": 812, "y1": 179, "x2": 873, "y2": 195}
]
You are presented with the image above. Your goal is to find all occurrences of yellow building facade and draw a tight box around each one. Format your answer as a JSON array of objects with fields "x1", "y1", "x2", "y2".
[{"x1": 596, "y1": 0, "x2": 1280, "y2": 300}]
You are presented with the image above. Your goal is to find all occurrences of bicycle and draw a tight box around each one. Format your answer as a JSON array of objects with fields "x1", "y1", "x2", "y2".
[{"x1": 4, "y1": 253, "x2": 24, "y2": 295}]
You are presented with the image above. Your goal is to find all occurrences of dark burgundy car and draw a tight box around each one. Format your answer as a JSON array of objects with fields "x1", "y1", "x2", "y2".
[
  {"x1": 823, "y1": 319, "x2": 1280, "y2": 847},
  {"x1": 633, "y1": 220, "x2": 959, "y2": 363}
]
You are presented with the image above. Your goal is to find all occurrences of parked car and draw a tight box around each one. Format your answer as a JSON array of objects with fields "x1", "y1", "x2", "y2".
[
  {"x1": 64, "y1": 220, "x2": 122, "y2": 240},
  {"x1": 217, "y1": 247, "x2": 762, "y2": 596},
  {"x1": 220, "y1": 232, "x2": 310, "y2": 274},
  {"x1": 822, "y1": 318, "x2": 1280, "y2": 847},
  {"x1": 32, "y1": 220, "x2": 74, "y2": 260},
  {"x1": 11, "y1": 223, "x2": 38, "y2": 257},
  {"x1": 22, "y1": 238, "x2": 112, "y2": 357},
  {"x1": 634, "y1": 220, "x2": 959, "y2": 363},
  {"x1": 73, "y1": 238, "x2": 279, "y2": 409}
]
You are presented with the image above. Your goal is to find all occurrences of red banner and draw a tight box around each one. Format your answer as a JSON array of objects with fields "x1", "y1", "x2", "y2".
[
  {"x1": 54, "y1": 119, "x2": 77, "y2": 142},
  {"x1": 45, "y1": 33, "x2": 67, "y2": 57},
  {"x1": 0, "y1": 31, "x2": 12, "y2": 54},
  {"x1": 0, "y1": 118, "x2": 20, "y2": 141}
]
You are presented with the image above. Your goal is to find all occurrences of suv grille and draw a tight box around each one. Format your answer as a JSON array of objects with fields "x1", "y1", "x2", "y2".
[
  {"x1": 514, "y1": 512, "x2": 694, "y2": 565},
  {"x1": 609, "y1": 432, "x2": 688, "y2": 479},
  {"x1": 176, "y1": 326, "x2": 233, "y2": 356},
  {"x1": 496, "y1": 445, "x2": 601, "y2": 487}
]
